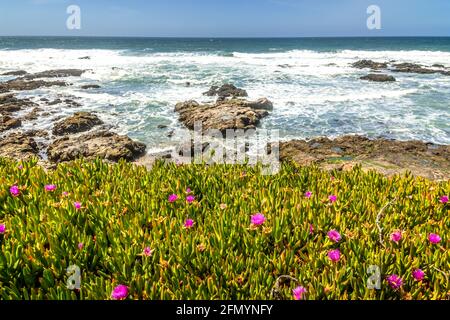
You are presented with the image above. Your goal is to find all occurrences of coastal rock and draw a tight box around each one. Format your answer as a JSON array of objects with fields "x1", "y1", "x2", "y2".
[
  {"x1": 0, "y1": 115, "x2": 21, "y2": 132},
  {"x1": 1, "y1": 70, "x2": 28, "y2": 76},
  {"x1": 19, "y1": 69, "x2": 86, "y2": 80},
  {"x1": 360, "y1": 74, "x2": 396, "y2": 82},
  {"x1": 52, "y1": 112, "x2": 103, "y2": 136},
  {"x1": 203, "y1": 84, "x2": 248, "y2": 99},
  {"x1": 352, "y1": 60, "x2": 388, "y2": 70},
  {"x1": 432, "y1": 64, "x2": 445, "y2": 68},
  {"x1": 175, "y1": 98, "x2": 272, "y2": 133},
  {"x1": 79, "y1": 56, "x2": 91, "y2": 60},
  {"x1": 22, "y1": 107, "x2": 43, "y2": 121},
  {"x1": 391, "y1": 63, "x2": 437, "y2": 74},
  {"x1": 0, "y1": 94, "x2": 37, "y2": 113},
  {"x1": 47, "y1": 130, "x2": 146, "y2": 163},
  {"x1": 0, "y1": 79, "x2": 67, "y2": 93},
  {"x1": 81, "y1": 84, "x2": 101, "y2": 89},
  {"x1": 0, "y1": 132, "x2": 39, "y2": 160},
  {"x1": 279, "y1": 135, "x2": 450, "y2": 180}
]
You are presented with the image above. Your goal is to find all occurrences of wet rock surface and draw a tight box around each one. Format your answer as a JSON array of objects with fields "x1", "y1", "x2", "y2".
[
  {"x1": 279, "y1": 135, "x2": 450, "y2": 180},
  {"x1": 352, "y1": 60, "x2": 449, "y2": 76},
  {"x1": 18, "y1": 69, "x2": 86, "y2": 80},
  {"x1": 352, "y1": 60, "x2": 388, "y2": 70},
  {"x1": 175, "y1": 98, "x2": 272, "y2": 132},
  {"x1": 48, "y1": 130, "x2": 147, "y2": 163},
  {"x1": 81, "y1": 84, "x2": 101, "y2": 89},
  {"x1": 203, "y1": 84, "x2": 248, "y2": 100},
  {"x1": 360, "y1": 74, "x2": 396, "y2": 82},
  {"x1": 0, "y1": 115, "x2": 22, "y2": 132},
  {"x1": 52, "y1": 112, "x2": 103, "y2": 136},
  {"x1": 0, "y1": 132, "x2": 39, "y2": 160},
  {"x1": 0, "y1": 79, "x2": 67, "y2": 93},
  {"x1": 1, "y1": 70, "x2": 28, "y2": 76}
]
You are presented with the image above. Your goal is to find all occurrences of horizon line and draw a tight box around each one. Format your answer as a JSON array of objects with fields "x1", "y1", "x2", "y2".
[{"x1": 1, "y1": 35, "x2": 450, "y2": 39}]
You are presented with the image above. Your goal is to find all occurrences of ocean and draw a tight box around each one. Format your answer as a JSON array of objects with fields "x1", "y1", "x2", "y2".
[{"x1": 1, "y1": 36, "x2": 449, "y2": 153}]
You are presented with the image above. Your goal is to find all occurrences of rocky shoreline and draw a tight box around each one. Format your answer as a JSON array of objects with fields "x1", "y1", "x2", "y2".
[{"x1": 1, "y1": 63, "x2": 449, "y2": 180}]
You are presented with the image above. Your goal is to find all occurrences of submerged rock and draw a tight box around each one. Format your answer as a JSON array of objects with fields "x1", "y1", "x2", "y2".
[
  {"x1": 203, "y1": 84, "x2": 248, "y2": 99},
  {"x1": 0, "y1": 79, "x2": 67, "y2": 93},
  {"x1": 360, "y1": 74, "x2": 396, "y2": 82},
  {"x1": 0, "y1": 94, "x2": 37, "y2": 113},
  {"x1": 175, "y1": 98, "x2": 272, "y2": 133},
  {"x1": 1, "y1": 70, "x2": 28, "y2": 76},
  {"x1": 52, "y1": 112, "x2": 103, "y2": 136},
  {"x1": 391, "y1": 63, "x2": 438, "y2": 74},
  {"x1": 19, "y1": 69, "x2": 86, "y2": 80},
  {"x1": 47, "y1": 130, "x2": 146, "y2": 163},
  {"x1": 81, "y1": 84, "x2": 101, "y2": 89},
  {"x1": 352, "y1": 60, "x2": 388, "y2": 70}
]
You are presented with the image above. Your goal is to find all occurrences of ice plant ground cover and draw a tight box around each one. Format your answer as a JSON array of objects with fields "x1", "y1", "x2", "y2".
[{"x1": 0, "y1": 158, "x2": 448, "y2": 300}]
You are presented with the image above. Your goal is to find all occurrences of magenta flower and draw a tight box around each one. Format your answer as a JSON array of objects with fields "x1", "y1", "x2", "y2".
[
  {"x1": 327, "y1": 230, "x2": 341, "y2": 243},
  {"x1": 111, "y1": 284, "x2": 129, "y2": 300},
  {"x1": 292, "y1": 286, "x2": 307, "y2": 300},
  {"x1": 45, "y1": 184, "x2": 57, "y2": 192},
  {"x1": 74, "y1": 202, "x2": 82, "y2": 210},
  {"x1": 412, "y1": 269, "x2": 425, "y2": 281},
  {"x1": 186, "y1": 195, "x2": 195, "y2": 203},
  {"x1": 251, "y1": 213, "x2": 266, "y2": 226},
  {"x1": 328, "y1": 249, "x2": 341, "y2": 262},
  {"x1": 18, "y1": 165, "x2": 23, "y2": 170},
  {"x1": 78, "y1": 242, "x2": 84, "y2": 250},
  {"x1": 390, "y1": 231, "x2": 402, "y2": 243},
  {"x1": 186, "y1": 188, "x2": 192, "y2": 194},
  {"x1": 0, "y1": 224, "x2": 5, "y2": 234},
  {"x1": 184, "y1": 219, "x2": 194, "y2": 229},
  {"x1": 9, "y1": 185, "x2": 20, "y2": 197},
  {"x1": 305, "y1": 191, "x2": 312, "y2": 199},
  {"x1": 386, "y1": 274, "x2": 403, "y2": 290},
  {"x1": 143, "y1": 247, "x2": 153, "y2": 257},
  {"x1": 168, "y1": 194, "x2": 178, "y2": 203},
  {"x1": 428, "y1": 233, "x2": 441, "y2": 244},
  {"x1": 62, "y1": 191, "x2": 69, "y2": 197},
  {"x1": 329, "y1": 195, "x2": 337, "y2": 203},
  {"x1": 439, "y1": 195, "x2": 448, "y2": 204},
  {"x1": 309, "y1": 224, "x2": 314, "y2": 235}
]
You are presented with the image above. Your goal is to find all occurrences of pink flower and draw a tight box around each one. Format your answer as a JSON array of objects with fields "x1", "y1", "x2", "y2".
[
  {"x1": 18, "y1": 165, "x2": 23, "y2": 170},
  {"x1": 428, "y1": 233, "x2": 441, "y2": 244},
  {"x1": 220, "y1": 203, "x2": 227, "y2": 210},
  {"x1": 111, "y1": 284, "x2": 128, "y2": 300},
  {"x1": 184, "y1": 219, "x2": 194, "y2": 229},
  {"x1": 390, "y1": 231, "x2": 402, "y2": 243},
  {"x1": 309, "y1": 224, "x2": 314, "y2": 235},
  {"x1": 78, "y1": 242, "x2": 84, "y2": 250},
  {"x1": 186, "y1": 195, "x2": 195, "y2": 203},
  {"x1": 328, "y1": 249, "x2": 341, "y2": 262},
  {"x1": 293, "y1": 286, "x2": 307, "y2": 300},
  {"x1": 251, "y1": 213, "x2": 266, "y2": 226},
  {"x1": 329, "y1": 195, "x2": 337, "y2": 203},
  {"x1": 168, "y1": 194, "x2": 178, "y2": 203},
  {"x1": 412, "y1": 269, "x2": 425, "y2": 281},
  {"x1": 74, "y1": 202, "x2": 82, "y2": 210},
  {"x1": 45, "y1": 184, "x2": 57, "y2": 192},
  {"x1": 62, "y1": 191, "x2": 69, "y2": 197},
  {"x1": 143, "y1": 247, "x2": 153, "y2": 257},
  {"x1": 186, "y1": 188, "x2": 192, "y2": 194},
  {"x1": 0, "y1": 224, "x2": 5, "y2": 234},
  {"x1": 9, "y1": 185, "x2": 20, "y2": 197},
  {"x1": 439, "y1": 195, "x2": 448, "y2": 204},
  {"x1": 327, "y1": 230, "x2": 341, "y2": 242},
  {"x1": 305, "y1": 191, "x2": 312, "y2": 198},
  {"x1": 386, "y1": 274, "x2": 403, "y2": 290}
]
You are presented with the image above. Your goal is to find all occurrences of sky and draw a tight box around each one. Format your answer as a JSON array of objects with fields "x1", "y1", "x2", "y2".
[{"x1": 0, "y1": 0, "x2": 449, "y2": 37}]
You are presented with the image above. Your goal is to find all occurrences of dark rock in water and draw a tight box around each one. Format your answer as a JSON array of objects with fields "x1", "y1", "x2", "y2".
[
  {"x1": 157, "y1": 124, "x2": 168, "y2": 129},
  {"x1": 81, "y1": 84, "x2": 101, "y2": 89},
  {"x1": 79, "y1": 56, "x2": 91, "y2": 60},
  {"x1": 432, "y1": 64, "x2": 445, "y2": 68},
  {"x1": 25, "y1": 129, "x2": 49, "y2": 138},
  {"x1": 64, "y1": 99, "x2": 82, "y2": 108},
  {"x1": 47, "y1": 130, "x2": 146, "y2": 163},
  {"x1": 175, "y1": 97, "x2": 272, "y2": 133},
  {"x1": 0, "y1": 79, "x2": 67, "y2": 93},
  {"x1": 1, "y1": 70, "x2": 28, "y2": 76},
  {"x1": 391, "y1": 63, "x2": 438, "y2": 74},
  {"x1": 48, "y1": 98, "x2": 62, "y2": 105},
  {"x1": 203, "y1": 84, "x2": 248, "y2": 99},
  {"x1": 0, "y1": 115, "x2": 22, "y2": 132},
  {"x1": 18, "y1": 69, "x2": 86, "y2": 80},
  {"x1": 352, "y1": 60, "x2": 388, "y2": 70},
  {"x1": 0, "y1": 94, "x2": 37, "y2": 113},
  {"x1": 360, "y1": 74, "x2": 396, "y2": 82},
  {"x1": 40, "y1": 97, "x2": 49, "y2": 102},
  {"x1": 0, "y1": 132, "x2": 39, "y2": 160},
  {"x1": 279, "y1": 135, "x2": 450, "y2": 180},
  {"x1": 52, "y1": 112, "x2": 103, "y2": 136}
]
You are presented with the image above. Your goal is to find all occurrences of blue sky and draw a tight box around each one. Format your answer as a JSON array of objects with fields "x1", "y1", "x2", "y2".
[{"x1": 0, "y1": 0, "x2": 449, "y2": 37}]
